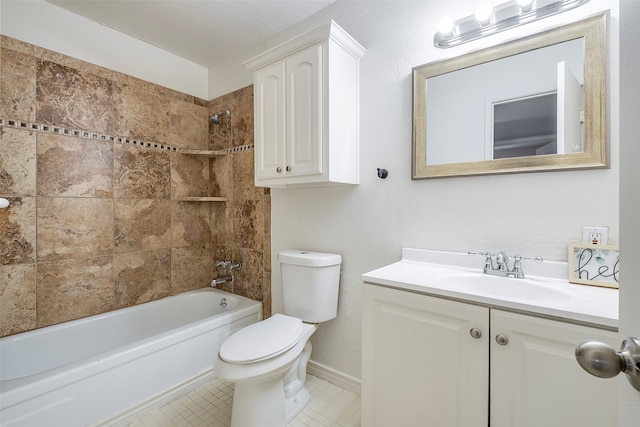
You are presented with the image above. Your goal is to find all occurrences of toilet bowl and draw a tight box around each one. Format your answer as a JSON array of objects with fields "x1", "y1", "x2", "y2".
[
  {"x1": 213, "y1": 250, "x2": 342, "y2": 427},
  {"x1": 214, "y1": 315, "x2": 317, "y2": 426}
]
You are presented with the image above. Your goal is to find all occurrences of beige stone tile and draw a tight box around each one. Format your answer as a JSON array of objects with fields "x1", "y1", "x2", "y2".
[
  {"x1": 233, "y1": 150, "x2": 262, "y2": 200},
  {"x1": 231, "y1": 86, "x2": 254, "y2": 147},
  {"x1": 114, "y1": 199, "x2": 171, "y2": 253},
  {"x1": 171, "y1": 152, "x2": 209, "y2": 199},
  {"x1": 169, "y1": 99, "x2": 208, "y2": 149},
  {"x1": 36, "y1": 198, "x2": 114, "y2": 261},
  {"x1": 233, "y1": 199, "x2": 264, "y2": 251},
  {"x1": 262, "y1": 274, "x2": 271, "y2": 319},
  {"x1": 36, "y1": 133, "x2": 113, "y2": 197},
  {"x1": 172, "y1": 201, "x2": 212, "y2": 247},
  {"x1": 0, "y1": 47, "x2": 37, "y2": 121},
  {"x1": 0, "y1": 128, "x2": 36, "y2": 196},
  {"x1": 36, "y1": 61, "x2": 118, "y2": 135},
  {"x1": 36, "y1": 256, "x2": 114, "y2": 327},
  {"x1": 0, "y1": 264, "x2": 36, "y2": 336},
  {"x1": 114, "y1": 249, "x2": 171, "y2": 308},
  {"x1": 114, "y1": 144, "x2": 171, "y2": 199},
  {"x1": 209, "y1": 155, "x2": 233, "y2": 199},
  {"x1": 207, "y1": 110, "x2": 232, "y2": 152},
  {"x1": 115, "y1": 82, "x2": 170, "y2": 145},
  {"x1": 232, "y1": 248, "x2": 264, "y2": 302},
  {"x1": 211, "y1": 201, "x2": 233, "y2": 246},
  {"x1": 0, "y1": 197, "x2": 36, "y2": 265},
  {"x1": 171, "y1": 246, "x2": 212, "y2": 295}
]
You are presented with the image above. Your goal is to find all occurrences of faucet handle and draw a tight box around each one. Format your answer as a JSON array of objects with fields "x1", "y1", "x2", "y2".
[
  {"x1": 468, "y1": 251, "x2": 494, "y2": 269},
  {"x1": 512, "y1": 255, "x2": 543, "y2": 275},
  {"x1": 468, "y1": 251, "x2": 492, "y2": 257},
  {"x1": 513, "y1": 255, "x2": 543, "y2": 263}
]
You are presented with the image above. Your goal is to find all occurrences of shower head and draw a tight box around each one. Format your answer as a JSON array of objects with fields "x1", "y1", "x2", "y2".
[{"x1": 210, "y1": 110, "x2": 230, "y2": 124}]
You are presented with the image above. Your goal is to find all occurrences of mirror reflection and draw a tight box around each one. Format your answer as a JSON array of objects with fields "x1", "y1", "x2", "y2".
[{"x1": 413, "y1": 14, "x2": 607, "y2": 179}]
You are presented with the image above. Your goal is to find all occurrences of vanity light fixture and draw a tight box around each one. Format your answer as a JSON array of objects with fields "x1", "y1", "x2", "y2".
[
  {"x1": 475, "y1": 3, "x2": 494, "y2": 26},
  {"x1": 517, "y1": 0, "x2": 535, "y2": 13},
  {"x1": 434, "y1": 0, "x2": 590, "y2": 48}
]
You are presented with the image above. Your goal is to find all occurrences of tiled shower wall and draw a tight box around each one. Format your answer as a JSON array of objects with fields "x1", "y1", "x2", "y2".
[{"x1": 0, "y1": 36, "x2": 270, "y2": 337}]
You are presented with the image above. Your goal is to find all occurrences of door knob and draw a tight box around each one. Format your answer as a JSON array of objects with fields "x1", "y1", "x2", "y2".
[{"x1": 575, "y1": 337, "x2": 640, "y2": 391}]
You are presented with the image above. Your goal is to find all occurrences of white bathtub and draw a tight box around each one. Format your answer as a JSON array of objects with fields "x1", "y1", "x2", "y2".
[{"x1": 0, "y1": 288, "x2": 262, "y2": 427}]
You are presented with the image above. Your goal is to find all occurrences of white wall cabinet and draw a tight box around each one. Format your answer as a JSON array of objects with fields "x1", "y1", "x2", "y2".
[
  {"x1": 244, "y1": 21, "x2": 365, "y2": 188},
  {"x1": 362, "y1": 283, "x2": 619, "y2": 427}
]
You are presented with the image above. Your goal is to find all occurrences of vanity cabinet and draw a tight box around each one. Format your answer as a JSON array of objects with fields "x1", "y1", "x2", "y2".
[
  {"x1": 244, "y1": 21, "x2": 365, "y2": 188},
  {"x1": 362, "y1": 283, "x2": 618, "y2": 427}
]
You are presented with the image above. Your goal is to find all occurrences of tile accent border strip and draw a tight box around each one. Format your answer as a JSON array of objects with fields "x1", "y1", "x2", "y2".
[{"x1": 0, "y1": 117, "x2": 254, "y2": 154}]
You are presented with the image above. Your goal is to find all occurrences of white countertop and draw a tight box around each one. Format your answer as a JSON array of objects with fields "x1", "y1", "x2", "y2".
[{"x1": 361, "y1": 248, "x2": 619, "y2": 329}]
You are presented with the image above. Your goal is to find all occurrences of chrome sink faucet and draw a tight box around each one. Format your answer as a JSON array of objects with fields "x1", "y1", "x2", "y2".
[{"x1": 468, "y1": 251, "x2": 543, "y2": 279}]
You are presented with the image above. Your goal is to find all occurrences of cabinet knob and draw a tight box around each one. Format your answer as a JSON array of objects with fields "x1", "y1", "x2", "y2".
[
  {"x1": 286, "y1": 165, "x2": 291, "y2": 172},
  {"x1": 496, "y1": 334, "x2": 509, "y2": 346},
  {"x1": 470, "y1": 328, "x2": 482, "y2": 339},
  {"x1": 276, "y1": 167, "x2": 282, "y2": 173}
]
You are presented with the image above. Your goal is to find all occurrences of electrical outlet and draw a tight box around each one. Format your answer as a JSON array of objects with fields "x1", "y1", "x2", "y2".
[{"x1": 582, "y1": 226, "x2": 609, "y2": 245}]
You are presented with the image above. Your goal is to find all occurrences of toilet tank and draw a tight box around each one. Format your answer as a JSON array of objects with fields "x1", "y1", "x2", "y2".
[{"x1": 278, "y1": 250, "x2": 342, "y2": 323}]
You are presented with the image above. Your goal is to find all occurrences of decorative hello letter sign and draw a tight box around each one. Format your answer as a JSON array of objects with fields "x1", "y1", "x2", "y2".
[{"x1": 568, "y1": 243, "x2": 620, "y2": 289}]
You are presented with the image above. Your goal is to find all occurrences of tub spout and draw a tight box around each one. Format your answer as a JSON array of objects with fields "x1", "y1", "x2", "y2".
[{"x1": 211, "y1": 275, "x2": 234, "y2": 287}]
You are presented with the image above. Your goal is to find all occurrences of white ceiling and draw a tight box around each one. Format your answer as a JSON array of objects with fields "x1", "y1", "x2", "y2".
[{"x1": 45, "y1": 0, "x2": 338, "y2": 68}]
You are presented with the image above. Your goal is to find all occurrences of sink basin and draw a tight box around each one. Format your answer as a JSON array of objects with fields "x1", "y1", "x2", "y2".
[{"x1": 433, "y1": 272, "x2": 593, "y2": 303}]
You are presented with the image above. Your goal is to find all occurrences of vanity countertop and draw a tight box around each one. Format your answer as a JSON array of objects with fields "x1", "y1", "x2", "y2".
[{"x1": 362, "y1": 248, "x2": 618, "y2": 329}]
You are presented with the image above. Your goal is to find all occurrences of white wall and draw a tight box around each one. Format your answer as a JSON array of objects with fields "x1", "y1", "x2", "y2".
[
  {"x1": 0, "y1": 0, "x2": 209, "y2": 99},
  {"x1": 257, "y1": 0, "x2": 620, "y2": 382}
]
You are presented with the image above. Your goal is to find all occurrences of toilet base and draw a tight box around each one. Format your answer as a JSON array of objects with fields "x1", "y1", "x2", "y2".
[
  {"x1": 228, "y1": 341, "x2": 313, "y2": 427},
  {"x1": 285, "y1": 386, "x2": 310, "y2": 422},
  {"x1": 231, "y1": 376, "x2": 286, "y2": 427},
  {"x1": 230, "y1": 377, "x2": 311, "y2": 427}
]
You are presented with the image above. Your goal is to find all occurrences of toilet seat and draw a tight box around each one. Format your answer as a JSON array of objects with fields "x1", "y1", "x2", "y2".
[{"x1": 220, "y1": 314, "x2": 303, "y2": 364}]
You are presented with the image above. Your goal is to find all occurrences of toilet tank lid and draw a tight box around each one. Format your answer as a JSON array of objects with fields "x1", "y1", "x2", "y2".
[{"x1": 278, "y1": 250, "x2": 342, "y2": 267}]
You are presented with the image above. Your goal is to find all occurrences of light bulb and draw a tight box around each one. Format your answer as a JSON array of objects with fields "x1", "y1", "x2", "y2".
[
  {"x1": 517, "y1": 0, "x2": 534, "y2": 12},
  {"x1": 475, "y1": 3, "x2": 494, "y2": 26},
  {"x1": 438, "y1": 16, "x2": 455, "y2": 37}
]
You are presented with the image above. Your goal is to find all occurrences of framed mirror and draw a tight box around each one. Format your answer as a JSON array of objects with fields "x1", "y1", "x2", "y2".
[{"x1": 412, "y1": 14, "x2": 607, "y2": 179}]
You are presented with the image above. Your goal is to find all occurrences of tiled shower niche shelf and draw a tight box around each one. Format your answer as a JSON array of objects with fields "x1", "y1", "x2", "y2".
[
  {"x1": 175, "y1": 196, "x2": 227, "y2": 202},
  {"x1": 177, "y1": 149, "x2": 227, "y2": 157},
  {"x1": 176, "y1": 150, "x2": 228, "y2": 202}
]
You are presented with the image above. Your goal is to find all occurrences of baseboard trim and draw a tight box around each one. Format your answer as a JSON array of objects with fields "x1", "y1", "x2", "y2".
[{"x1": 307, "y1": 360, "x2": 362, "y2": 396}]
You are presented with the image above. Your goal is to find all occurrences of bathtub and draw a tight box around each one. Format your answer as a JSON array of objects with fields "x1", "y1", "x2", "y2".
[{"x1": 0, "y1": 288, "x2": 262, "y2": 427}]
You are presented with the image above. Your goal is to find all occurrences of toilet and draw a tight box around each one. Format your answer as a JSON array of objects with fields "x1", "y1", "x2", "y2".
[{"x1": 214, "y1": 250, "x2": 342, "y2": 427}]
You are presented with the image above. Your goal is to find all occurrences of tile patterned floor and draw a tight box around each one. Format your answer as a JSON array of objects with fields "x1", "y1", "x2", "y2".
[{"x1": 123, "y1": 375, "x2": 360, "y2": 427}]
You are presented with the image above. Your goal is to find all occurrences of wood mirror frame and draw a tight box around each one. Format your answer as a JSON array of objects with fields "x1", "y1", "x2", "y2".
[{"x1": 412, "y1": 13, "x2": 607, "y2": 179}]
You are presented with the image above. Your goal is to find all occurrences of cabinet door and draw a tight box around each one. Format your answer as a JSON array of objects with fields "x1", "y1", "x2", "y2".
[
  {"x1": 254, "y1": 60, "x2": 286, "y2": 180},
  {"x1": 362, "y1": 284, "x2": 489, "y2": 427},
  {"x1": 285, "y1": 43, "x2": 323, "y2": 177},
  {"x1": 490, "y1": 310, "x2": 618, "y2": 427}
]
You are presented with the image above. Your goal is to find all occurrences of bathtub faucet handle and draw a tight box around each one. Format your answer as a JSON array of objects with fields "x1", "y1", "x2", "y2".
[{"x1": 216, "y1": 260, "x2": 232, "y2": 269}]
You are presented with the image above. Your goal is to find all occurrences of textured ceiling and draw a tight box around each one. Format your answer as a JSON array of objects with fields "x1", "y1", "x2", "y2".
[{"x1": 46, "y1": 0, "x2": 338, "y2": 68}]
